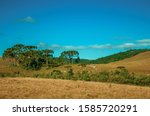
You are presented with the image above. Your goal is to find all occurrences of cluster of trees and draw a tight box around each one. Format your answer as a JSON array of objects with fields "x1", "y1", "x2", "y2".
[
  {"x1": 2, "y1": 44, "x2": 80, "y2": 70},
  {"x1": 60, "y1": 51, "x2": 80, "y2": 64}
]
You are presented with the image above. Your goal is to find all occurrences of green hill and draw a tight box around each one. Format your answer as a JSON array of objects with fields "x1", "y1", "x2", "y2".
[{"x1": 80, "y1": 49, "x2": 150, "y2": 64}]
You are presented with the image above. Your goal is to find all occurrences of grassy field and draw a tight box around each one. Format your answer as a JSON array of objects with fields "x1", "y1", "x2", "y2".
[
  {"x1": 0, "y1": 51, "x2": 150, "y2": 75},
  {"x1": 0, "y1": 52, "x2": 150, "y2": 99},
  {"x1": 0, "y1": 77, "x2": 150, "y2": 99},
  {"x1": 110, "y1": 51, "x2": 150, "y2": 74},
  {"x1": 38, "y1": 51, "x2": 150, "y2": 75}
]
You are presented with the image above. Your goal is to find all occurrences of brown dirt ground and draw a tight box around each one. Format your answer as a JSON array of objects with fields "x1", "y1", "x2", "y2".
[{"x1": 0, "y1": 77, "x2": 150, "y2": 99}]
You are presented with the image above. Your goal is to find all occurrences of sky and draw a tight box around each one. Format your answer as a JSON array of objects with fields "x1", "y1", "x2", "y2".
[{"x1": 0, "y1": 0, "x2": 150, "y2": 59}]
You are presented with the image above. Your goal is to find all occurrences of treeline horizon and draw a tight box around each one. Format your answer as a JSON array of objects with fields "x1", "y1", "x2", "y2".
[
  {"x1": 2, "y1": 44, "x2": 150, "y2": 70},
  {"x1": 2, "y1": 44, "x2": 80, "y2": 70}
]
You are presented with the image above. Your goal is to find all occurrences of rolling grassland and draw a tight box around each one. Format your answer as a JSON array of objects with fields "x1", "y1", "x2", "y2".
[
  {"x1": 0, "y1": 78, "x2": 150, "y2": 99},
  {"x1": 0, "y1": 52, "x2": 150, "y2": 98}
]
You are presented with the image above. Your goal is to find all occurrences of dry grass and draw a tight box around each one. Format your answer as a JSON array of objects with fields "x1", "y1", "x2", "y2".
[
  {"x1": 40, "y1": 51, "x2": 150, "y2": 75},
  {"x1": 0, "y1": 52, "x2": 150, "y2": 99},
  {"x1": 1, "y1": 51, "x2": 150, "y2": 76},
  {"x1": 0, "y1": 77, "x2": 150, "y2": 99},
  {"x1": 110, "y1": 51, "x2": 150, "y2": 74}
]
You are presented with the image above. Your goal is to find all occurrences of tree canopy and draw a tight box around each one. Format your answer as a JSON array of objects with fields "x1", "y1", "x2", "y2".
[
  {"x1": 60, "y1": 50, "x2": 80, "y2": 64},
  {"x1": 2, "y1": 44, "x2": 80, "y2": 70}
]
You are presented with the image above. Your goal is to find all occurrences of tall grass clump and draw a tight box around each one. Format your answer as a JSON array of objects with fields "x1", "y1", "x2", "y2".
[
  {"x1": 50, "y1": 70, "x2": 63, "y2": 79},
  {"x1": 66, "y1": 68, "x2": 74, "y2": 80},
  {"x1": 0, "y1": 72, "x2": 16, "y2": 78}
]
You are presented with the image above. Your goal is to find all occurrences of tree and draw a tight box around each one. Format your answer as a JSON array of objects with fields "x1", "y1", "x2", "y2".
[
  {"x1": 42, "y1": 49, "x2": 54, "y2": 67},
  {"x1": 2, "y1": 44, "x2": 39, "y2": 68},
  {"x1": 25, "y1": 46, "x2": 37, "y2": 51},
  {"x1": 2, "y1": 48, "x2": 15, "y2": 58},
  {"x1": 60, "y1": 50, "x2": 79, "y2": 64},
  {"x1": 75, "y1": 56, "x2": 80, "y2": 63},
  {"x1": 2, "y1": 44, "x2": 80, "y2": 70},
  {"x1": 2, "y1": 44, "x2": 26, "y2": 66},
  {"x1": 21, "y1": 50, "x2": 43, "y2": 70}
]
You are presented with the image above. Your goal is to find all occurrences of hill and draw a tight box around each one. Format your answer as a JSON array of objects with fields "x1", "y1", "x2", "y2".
[
  {"x1": 0, "y1": 77, "x2": 150, "y2": 98},
  {"x1": 79, "y1": 51, "x2": 150, "y2": 74},
  {"x1": 0, "y1": 50, "x2": 150, "y2": 87},
  {"x1": 53, "y1": 51, "x2": 150, "y2": 74},
  {"x1": 109, "y1": 51, "x2": 150, "y2": 74},
  {"x1": 80, "y1": 49, "x2": 150, "y2": 64},
  {"x1": 0, "y1": 58, "x2": 35, "y2": 77},
  {"x1": 112, "y1": 51, "x2": 150, "y2": 63},
  {"x1": 0, "y1": 52, "x2": 150, "y2": 98}
]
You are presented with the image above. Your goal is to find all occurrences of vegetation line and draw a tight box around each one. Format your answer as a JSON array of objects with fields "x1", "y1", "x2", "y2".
[{"x1": 1, "y1": 44, "x2": 150, "y2": 87}]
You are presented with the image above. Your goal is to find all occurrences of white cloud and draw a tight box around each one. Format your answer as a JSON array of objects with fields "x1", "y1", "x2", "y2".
[
  {"x1": 19, "y1": 16, "x2": 36, "y2": 23},
  {"x1": 51, "y1": 44, "x2": 61, "y2": 48},
  {"x1": 117, "y1": 43, "x2": 135, "y2": 48},
  {"x1": 89, "y1": 44, "x2": 112, "y2": 49},
  {"x1": 48, "y1": 45, "x2": 86, "y2": 50},
  {"x1": 137, "y1": 39, "x2": 150, "y2": 43},
  {"x1": 136, "y1": 39, "x2": 150, "y2": 47},
  {"x1": 64, "y1": 45, "x2": 86, "y2": 50},
  {"x1": 138, "y1": 43, "x2": 150, "y2": 47},
  {"x1": 37, "y1": 39, "x2": 150, "y2": 51},
  {"x1": 64, "y1": 46, "x2": 76, "y2": 49},
  {"x1": 48, "y1": 44, "x2": 113, "y2": 50},
  {"x1": 48, "y1": 44, "x2": 62, "y2": 50}
]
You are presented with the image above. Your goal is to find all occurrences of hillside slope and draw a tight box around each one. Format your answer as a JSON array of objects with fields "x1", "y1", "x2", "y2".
[
  {"x1": 110, "y1": 51, "x2": 150, "y2": 74},
  {"x1": 112, "y1": 51, "x2": 150, "y2": 63},
  {"x1": 0, "y1": 78, "x2": 150, "y2": 98},
  {"x1": 0, "y1": 51, "x2": 150, "y2": 76},
  {"x1": 80, "y1": 49, "x2": 150, "y2": 64},
  {"x1": 0, "y1": 58, "x2": 16, "y2": 74},
  {"x1": 36, "y1": 51, "x2": 150, "y2": 75}
]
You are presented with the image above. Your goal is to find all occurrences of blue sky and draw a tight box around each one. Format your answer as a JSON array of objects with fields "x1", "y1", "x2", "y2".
[{"x1": 0, "y1": 0, "x2": 150, "y2": 59}]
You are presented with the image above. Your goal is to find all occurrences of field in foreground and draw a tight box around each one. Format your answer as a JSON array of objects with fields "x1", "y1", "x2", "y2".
[{"x1": 0, "y1": 77, "x2": 150, "y2": 99}]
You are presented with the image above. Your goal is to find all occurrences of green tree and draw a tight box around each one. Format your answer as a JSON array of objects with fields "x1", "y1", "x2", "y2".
[
  {"x1": 2, "y1": 48, "x2": 15, "y2": 58},
  {"x1": 3, "y1": 44, "x2": 26, "y2": 66},
  {"x1": 2, "y1": 44, "x2": 38, "y2": 65},
  {"x1": 60, "y1": 50, "x2": 79, "y2": 64},
  {"x1": 42, "y1": 49, "x2": 54, "y2": 67},
  {"x1": 22, "y1": 50, "x2": 43, "y2": 70}
]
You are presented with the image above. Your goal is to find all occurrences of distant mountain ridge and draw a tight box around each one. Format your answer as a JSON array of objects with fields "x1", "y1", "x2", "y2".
[{"x1": 80, "y1": 49, "x2": 150, "y2": 64}]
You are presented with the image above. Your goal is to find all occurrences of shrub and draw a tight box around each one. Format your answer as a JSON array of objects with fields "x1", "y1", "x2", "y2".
[
  {"x1": 49, "y1": 63, "x2": 60, "y2": 68},
  {"x1": 79, "y1": 70, "x2": 91, "y2": 81},
  {"x1": 133, "y1": 75, "x2": 150, "y2": 86},
  {"x1": 44, "y1": 73, "x2": 51, "y2": 78},
  {"x1": 97, "y1": 71, "x2": 110, "y2": 82},
  {"x1": 33, "y1": 73, "x2": 40, "y2": 78},
  {"x1": 26, "y1": 66, "x2": 150, "y2": 87},
  {"x1": 51, "y1": 70, "x2": 63, "y2": 79},
  {"x1": 115, "y1": 68, "x2": 129, "y2": 78},
  {"x1": 78, "y1": 64, "x2": 87, "y2": 67},
  {"x1": 0, "y1": 72, "x2": 16, "y2": 77},
  {"x1": 117, "y1": 66, "x2": 126, "y2": 69},
  {"x1": 0, "y1": 73, "x2": 5, "y2": 77},
  {"x1": 66, "y1": 68, "x2": 74, "y2": 80}
]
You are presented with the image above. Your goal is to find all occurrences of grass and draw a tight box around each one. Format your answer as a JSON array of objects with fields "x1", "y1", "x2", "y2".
[
  {"x1": 31, "y1": 67, "x2": 150, "y2": 86},
  {"x1": 0, "y1": 77, "x2": 150, "y2": 99},
  {"x1": 0, "y1": 51, "x2": 150, "y2": 98}
]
